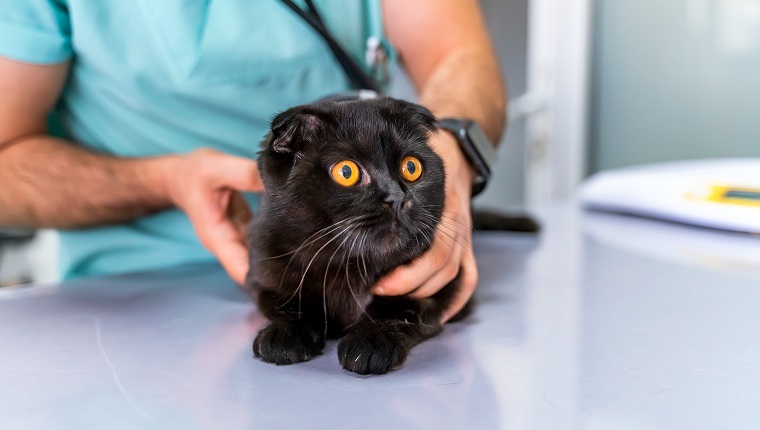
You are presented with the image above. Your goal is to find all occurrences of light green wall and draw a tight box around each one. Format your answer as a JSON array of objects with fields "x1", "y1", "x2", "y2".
[{"x1": 590, "y1": 0, "x2": 760, "y2": 173}]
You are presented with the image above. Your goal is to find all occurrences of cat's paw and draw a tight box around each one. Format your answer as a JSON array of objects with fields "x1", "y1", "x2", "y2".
[
  {"x1": 338, "y1": 325, "x2": 409, "y2": 375},
  {"x1": 253, "y1": 321, "x2": 324, "y2": 365}
]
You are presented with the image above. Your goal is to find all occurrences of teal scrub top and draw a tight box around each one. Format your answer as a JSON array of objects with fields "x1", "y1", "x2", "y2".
[{"x1": 0, "y1": 0, "x2": 394, "y2": 280}]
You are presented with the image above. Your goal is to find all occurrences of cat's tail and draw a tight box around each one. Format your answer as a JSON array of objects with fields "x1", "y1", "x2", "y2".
[{"x1": 471, "y1": 209, "x2": 541, "y2": 233}]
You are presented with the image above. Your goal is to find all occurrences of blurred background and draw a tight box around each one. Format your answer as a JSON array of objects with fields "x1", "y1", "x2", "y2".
[
  {"x1": 474, "y1": 0, "x2": 760, "y2": 209},
  {"x1": 2, "y1": 0, "x2": 759, "y2": 286}
]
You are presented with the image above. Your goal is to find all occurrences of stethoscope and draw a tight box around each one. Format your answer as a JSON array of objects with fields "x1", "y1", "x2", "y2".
[{"x1": 277, "y1": 0, "x2": 389, "y2": 93}]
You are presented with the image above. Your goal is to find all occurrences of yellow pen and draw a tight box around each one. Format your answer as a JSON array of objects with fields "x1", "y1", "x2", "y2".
[{"x1": 688, "y1": 185, "x2": 760, "y2": 207}]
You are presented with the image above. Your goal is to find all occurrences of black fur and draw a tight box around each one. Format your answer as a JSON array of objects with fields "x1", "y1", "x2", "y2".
[
  {"x1": 246, "y1": 97, "x2": 536, "y2": 375},
  {"x1": 472, "y1": 210, "x2": 540, "y2": 232}
]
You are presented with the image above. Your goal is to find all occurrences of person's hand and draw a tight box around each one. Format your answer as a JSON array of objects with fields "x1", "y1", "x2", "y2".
[
  {"x1": 372, "y1": 131, "x2": 478, "y2": 323},
  {"x1": 163, "y1": 148, "x2": 264, "y2": 284}
]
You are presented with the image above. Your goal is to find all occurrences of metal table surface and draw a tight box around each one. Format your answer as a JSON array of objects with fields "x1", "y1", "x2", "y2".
[{"x1": 1, "y1": 203, "x2": 759, "y2": 430}]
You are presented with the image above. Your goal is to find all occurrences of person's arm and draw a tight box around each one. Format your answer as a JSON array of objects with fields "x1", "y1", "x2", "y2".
[
  {"x1": 373, "y1": 0, "x2": 506, "y2": 322},
  {"x1": 385, "y1": 0, "x2": 506, "y2": 143},
  {"x1": 0, "y1": 57, "x2": 264, "y2": 283}
]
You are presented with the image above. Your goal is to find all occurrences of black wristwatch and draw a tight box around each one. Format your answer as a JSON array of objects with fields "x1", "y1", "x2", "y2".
[{"x1": 437, "y1": 118, "x2": 496, "y2": 196}]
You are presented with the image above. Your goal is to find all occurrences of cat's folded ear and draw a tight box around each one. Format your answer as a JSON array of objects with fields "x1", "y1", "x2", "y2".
[
  {"x1": 382, "y1": 99, "x2": 438, "y2": 135},
  {"x1": 407, "y1": 103, "x2": 438, "y2": 133},
  {"x1": 268, "y1": 107, "x2": 326, "y2": 155}
]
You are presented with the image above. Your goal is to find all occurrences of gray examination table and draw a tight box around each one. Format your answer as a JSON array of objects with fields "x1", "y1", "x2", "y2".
[{"x1": 2, "y1": 203, "x2": 759, "y2": 429}]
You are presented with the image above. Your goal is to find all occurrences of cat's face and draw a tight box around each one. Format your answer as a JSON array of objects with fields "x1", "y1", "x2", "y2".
[{"x1": 258, "y1": 97, "x2": 445, "y2": 265}]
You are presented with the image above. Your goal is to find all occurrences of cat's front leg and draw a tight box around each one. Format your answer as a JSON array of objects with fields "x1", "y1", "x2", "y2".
[
  {"x1": 338, "y1": 296, "x2": 444, "y2": 375},
  {"x1": 253, "y1": 319, "x2": 325, "y2": 365},
  {"x1": 252, "y1": 290, "x2": 326, "y2": 365}
]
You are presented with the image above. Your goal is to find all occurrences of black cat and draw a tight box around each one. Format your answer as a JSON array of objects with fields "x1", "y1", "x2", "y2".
[{"x1": 246, "y1": 97, "x2": 537, "y2": 375}]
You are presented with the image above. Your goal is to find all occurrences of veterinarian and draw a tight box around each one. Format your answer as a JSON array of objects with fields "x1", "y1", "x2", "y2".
[{"x1": 0, "y1": 0, "x2": 505, "y2": 322}]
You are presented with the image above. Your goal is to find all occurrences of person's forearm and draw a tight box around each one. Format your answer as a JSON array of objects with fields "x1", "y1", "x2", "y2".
[
  {"x1": 384, "y1": 0, "x2": 506, "y2": 145},
  {"x1": 418, "y1": 47, "x2": 507, "y2": 146},
  {"x1": 0, "y1": 136, "x2": 173, "y2": 228}
]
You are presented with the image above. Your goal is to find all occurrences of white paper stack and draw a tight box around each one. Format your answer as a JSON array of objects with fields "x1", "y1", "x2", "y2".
[{"x1": 581, "y1": 158, "x2": 760, "y2": 234}]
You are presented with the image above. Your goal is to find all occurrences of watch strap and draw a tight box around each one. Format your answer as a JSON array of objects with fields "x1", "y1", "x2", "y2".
[{"x1": 437, "y1": 118, "x2": 495, "y2": 196}]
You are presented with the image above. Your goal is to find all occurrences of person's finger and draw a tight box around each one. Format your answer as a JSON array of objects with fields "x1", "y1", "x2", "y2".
[
  {"x1": 440, "y1": 250, "x2": 478, "y2": 323},
  {"x1": 195, "y1": 200, "x2": 251, "y2": 285},
  {"x1": 372, "y1": 237, "x2": 451, "y2": 296},
  {"x1": 410, "y1": 215, "x2": 475, "y2": 299},
  {"x1": 206, "y1": 225, "x2": 250, "y2": 285},
  {"x1": 408, "y1": 241, "x2": 463, "y2": 299},
  {"x1": 226, "y1": 190, "x2": 253, "y2": 233},
  {"x1": 214, "y1": 239, "x2": 249, "y2": 285},
  {"x1": 205, "y1": 151, "x2": 265, "y2": 193}
]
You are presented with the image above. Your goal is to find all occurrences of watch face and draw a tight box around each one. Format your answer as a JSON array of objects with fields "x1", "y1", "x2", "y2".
[{"x1": 465, "y1": 121, "x2": 496, "y2": 170}]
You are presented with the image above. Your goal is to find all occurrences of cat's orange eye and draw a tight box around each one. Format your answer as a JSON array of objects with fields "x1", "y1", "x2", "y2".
[
  {"x1": 400, "y1": 156, "x2": 423, "y2": 182},
  {"x1": 331, "y1": 160, "x2": 361, "y2": 187}
]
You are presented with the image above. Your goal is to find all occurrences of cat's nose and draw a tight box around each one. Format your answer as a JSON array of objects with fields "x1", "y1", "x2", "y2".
[{"x1": 384, "y1": 193, "x2": 406, "y2": 215}]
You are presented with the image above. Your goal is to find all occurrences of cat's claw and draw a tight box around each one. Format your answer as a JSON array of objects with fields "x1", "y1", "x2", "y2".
[
  {"x1": 253, "y1": 321, "x2": 325, "y2": 365},
  {"x1": 338, "y1": 326, "x2": 409, "y2": 375}
]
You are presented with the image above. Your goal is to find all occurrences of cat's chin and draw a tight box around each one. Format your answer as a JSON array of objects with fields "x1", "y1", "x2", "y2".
[{"x1": 364, "y1": 228, "x2": 429, "y2": 263}]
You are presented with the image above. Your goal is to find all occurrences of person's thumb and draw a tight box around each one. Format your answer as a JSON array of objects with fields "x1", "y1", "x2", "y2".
[{"x1": 209, "y1": 152, "x2": 265, "y2": 193}]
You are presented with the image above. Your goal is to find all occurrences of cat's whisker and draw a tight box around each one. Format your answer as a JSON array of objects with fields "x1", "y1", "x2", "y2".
[
  {"x1": 422, "y1": 207, "x2": 469, "y2": 225},
  {"x1": 435, "y1": 221, "x2": 473, "y2": 252},
  {"x1": 419, "y1": 213, "x2": 449, "y2": 235},
  {"x1": 418, "y1": 215, "x2": 474, "y2": 257},
  {"x1": 275, "y1": 217, "x2": 361, "y2": 296},
  {"x1": 354, "y1": 231, "x2": 369, "y2": 286},
  {"x1": 360, "y1": 231, "x2": 372, "y2": 288},
  {"x1": 275, "y1": 224, "x2": 345, "y2": 299},
  {"x1": 436, "y1": 228, "x2": 474, "y2": 257},
  {"x1": 327, "y1": 239, "x2": 348, "y2": 314},
  {"x1": 437, "y1": 220, "x2": 474, "y2": 250},
  {"x1": 439, "y1": 212, "x2": 471, "y2": 230},
  {"x1": 344, "y1": 230, "x2": 374, "y2": 323},
  {"x1": 427, "y1": 224, "x2": 456, "y2": 255},
  {"x1": 280, "y1": 223, "x2": 356, "y2": 311},
  {"x1": 413, "y1": 227, "x2": 422, "y2": 255},
  {"x1": 419, "y1": 213, "x2": 474, "y2": 250},
  {"x1": 346, "y1": 228, "x2": 368, "y2": 293},
  {"x1": 417, "y1": 225, "x2": 436, "y2": 255},
  {"x1": 436, "y1": 231, "x2": 458, "y2": 254},
  {"x1": 322, "y1": 229, "x2": 356, "y2": 338},
  {"x1": 417, "y1": 216, "x2": 437, "y2": 236},
  {"x1": 421, "y1": 204, "x2": 445, "y2": 210},
  {"x1": 262, "y1": 217, "x2": 356, "y2": 261}
]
